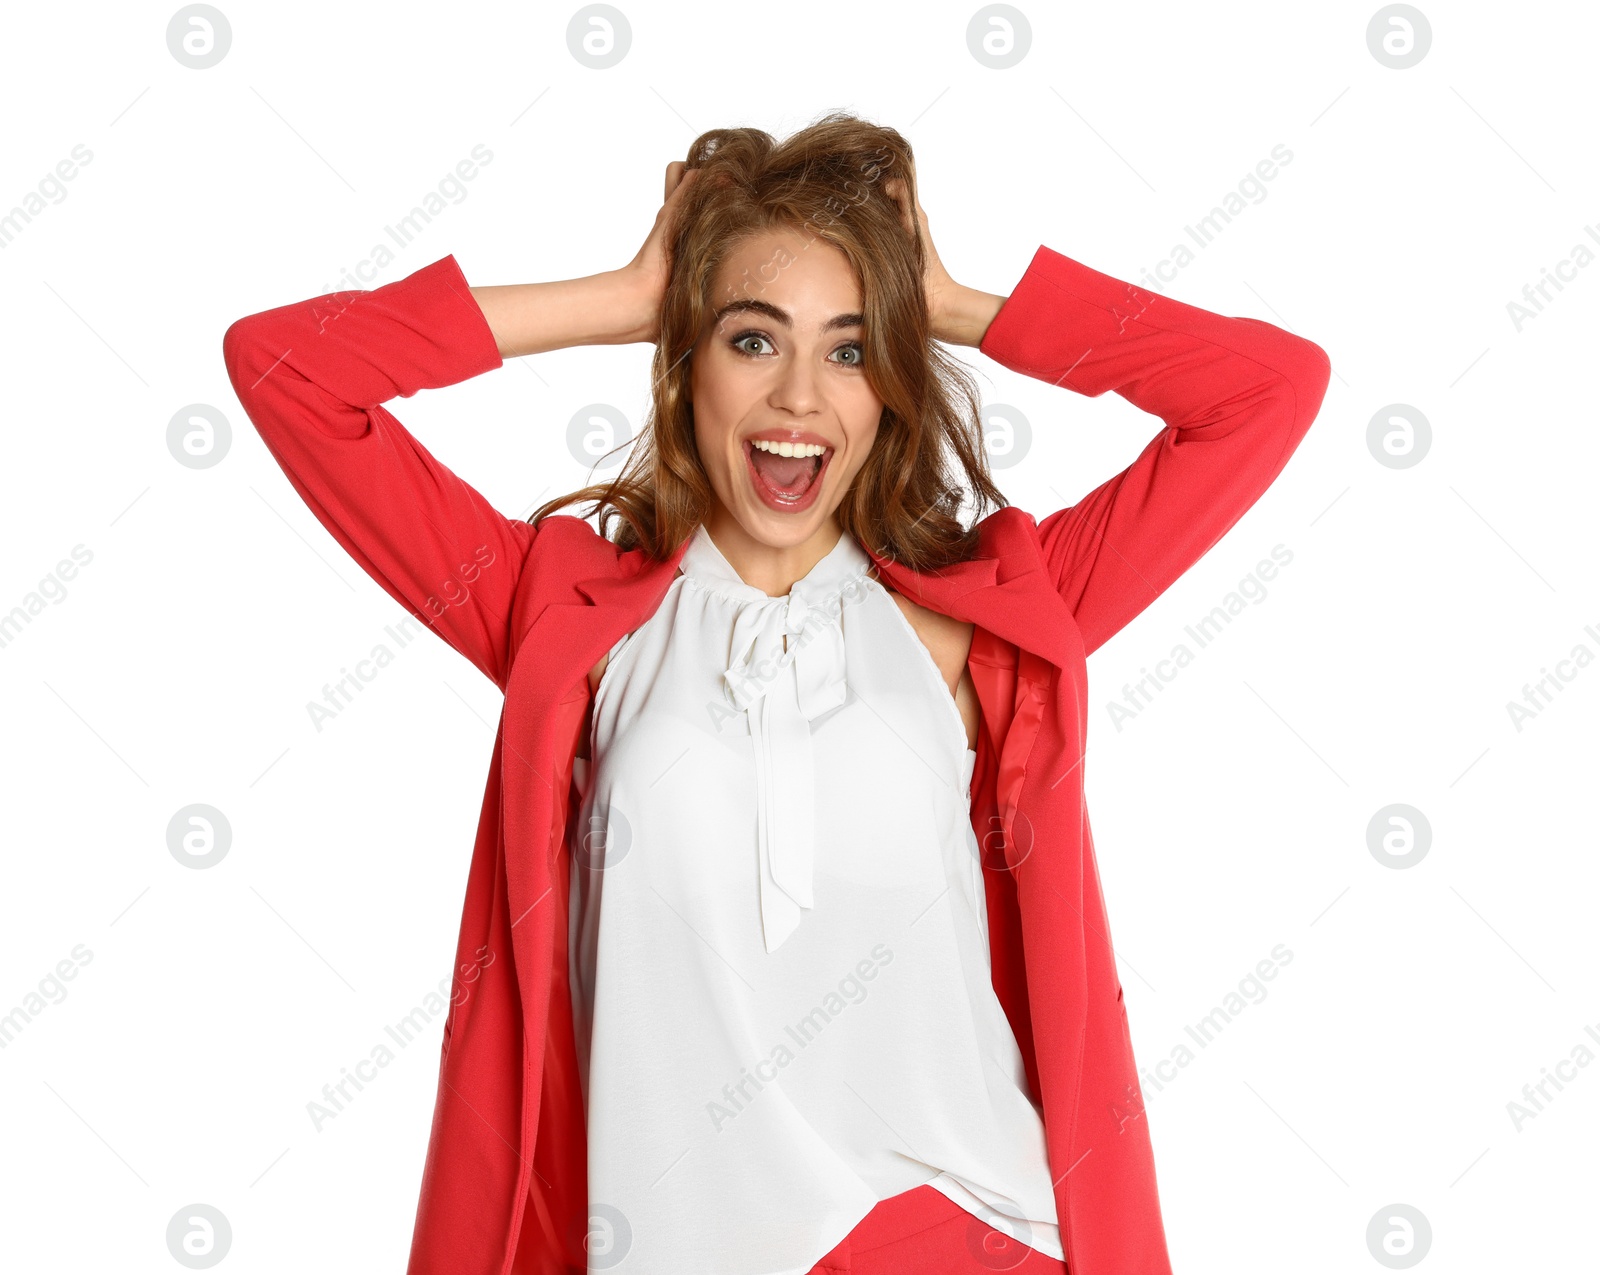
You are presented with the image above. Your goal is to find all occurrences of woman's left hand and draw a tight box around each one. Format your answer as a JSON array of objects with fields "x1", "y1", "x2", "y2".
[{"x1": 884, "y1": 177, "x2": 1005, "y2": 347}]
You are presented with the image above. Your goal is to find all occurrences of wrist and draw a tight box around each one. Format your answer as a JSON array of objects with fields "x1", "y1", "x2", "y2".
[
  {"x1": 935, "y1": 284, "x2": 1007, "y2": 347},
  {"x1": 597, "y1": 266, "x2": 660, "y2": 345}
]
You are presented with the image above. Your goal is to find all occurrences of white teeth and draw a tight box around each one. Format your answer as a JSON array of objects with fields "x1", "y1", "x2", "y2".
[{"x1": 751, "y1": 439, "x2": 826, "y2": 457}]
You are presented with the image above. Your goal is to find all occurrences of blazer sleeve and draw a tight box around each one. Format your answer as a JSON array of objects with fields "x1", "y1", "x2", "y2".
[
  {"x1": 222, "y1": 253, "x2": 535, "y2": 690},
  {"x1": 977, "y1": 245, "x2": 1331, "y2": 658}
]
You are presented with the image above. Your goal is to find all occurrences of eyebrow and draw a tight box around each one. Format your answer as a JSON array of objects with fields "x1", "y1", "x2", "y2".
[{"x1": 711, "y1": 298, "x2": 864, "y2": 334}]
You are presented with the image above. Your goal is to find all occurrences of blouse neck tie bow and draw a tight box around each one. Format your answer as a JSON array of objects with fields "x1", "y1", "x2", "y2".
[{"x1": 682, "y1": 525, "x2": 872, "y2": 953}]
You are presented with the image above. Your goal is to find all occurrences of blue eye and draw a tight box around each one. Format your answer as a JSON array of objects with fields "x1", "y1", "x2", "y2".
[{"x1": 726, "y1": 331, "x2": 864, "y2": 366}]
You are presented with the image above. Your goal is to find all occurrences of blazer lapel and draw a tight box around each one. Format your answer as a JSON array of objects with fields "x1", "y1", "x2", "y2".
[
  {"x1": 533, "y1": 506, "x2": 1081, "y2": 697},
  {"x1": 862, "y1": 507, "x2": 1083, "y2": 675},
  {"x1": 531, "y1": 535, "x2": 696, "y2": 699},
  {"x1": 496, "y1": 533, "x2": 695, "y2": 1047}
]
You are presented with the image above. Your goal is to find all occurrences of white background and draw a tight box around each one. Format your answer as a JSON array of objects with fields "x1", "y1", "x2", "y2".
[{"x1": 1, "y1": 0, "x2": 1595, "y2": 1270}]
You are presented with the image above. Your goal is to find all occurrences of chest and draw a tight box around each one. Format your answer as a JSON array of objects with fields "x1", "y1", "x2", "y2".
[
  {"x1": 578, "y1": 576, "x2": 980, "y2": 758},
  {"x1": 585, "y1": 575, "x2": 973, "y2": 772}
]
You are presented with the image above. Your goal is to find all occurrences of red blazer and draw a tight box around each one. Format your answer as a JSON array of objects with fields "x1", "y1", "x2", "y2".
[{"x1": 223, "y1": 246, "x2": 1330, "y2": 1274}]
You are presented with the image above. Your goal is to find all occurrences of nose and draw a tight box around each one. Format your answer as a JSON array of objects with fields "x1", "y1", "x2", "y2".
[{"x1": 767, "y1": 349, "x2": 825, "y2": 418}]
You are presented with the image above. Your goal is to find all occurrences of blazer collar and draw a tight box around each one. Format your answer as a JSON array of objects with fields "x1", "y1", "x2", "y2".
[
  {"x1": 571, "y1": 532, "x2": 693, "y2": 613},
  {"x1": 569, "y1": 509, "x2": 1077, "y2": 673},
  {"x1": 862, "y1": 508, "x2": 1079, "y2": 672}
]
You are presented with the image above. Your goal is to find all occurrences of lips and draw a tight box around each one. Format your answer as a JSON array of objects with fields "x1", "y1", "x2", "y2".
[{"x1": 743, "y1": 435, "x2": 835, "y2": 514}]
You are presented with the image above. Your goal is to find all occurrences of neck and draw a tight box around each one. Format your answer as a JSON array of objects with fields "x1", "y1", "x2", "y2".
[{"x1": 702, "y1": 505, "x2": 845, "y2": 597}]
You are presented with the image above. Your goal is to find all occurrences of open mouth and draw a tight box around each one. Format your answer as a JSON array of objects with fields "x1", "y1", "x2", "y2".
[{"x1": 744, "y1": 438, "x2": 833, "y2": 513}]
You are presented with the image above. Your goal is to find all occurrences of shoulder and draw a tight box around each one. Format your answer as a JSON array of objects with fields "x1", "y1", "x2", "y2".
[
  {"x1": 882, "y1": 584, "x2": 969, "y2": 637},
  {"x1": 880, "y1": 583, "x2": 973, "y2": 685},
  {"x1": 533, "y1": 512, "x2": 612, "y2": 559},
  {"x1": 525, "y1": 514, "x2": 648, "y2": 593},
  {"x1": 973, "y1": 503, "x2": 1040, "y2": 545},
  {"x1": 973, "y1": 504, "x2": 1053, "y2": 575}
]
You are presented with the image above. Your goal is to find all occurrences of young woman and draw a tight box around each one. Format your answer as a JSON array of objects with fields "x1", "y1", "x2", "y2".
[{"x1": 224, "y1": 113, "x2": 1330, "y2": 1275}]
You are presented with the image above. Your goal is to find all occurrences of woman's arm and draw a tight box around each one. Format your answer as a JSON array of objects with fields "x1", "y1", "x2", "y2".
[
  {"x1": 468, "y1": 269, "x2": 655, "y2": 358},
  {"x1": 221, "y1": 164, "x2": 699, "y2": 689},
  {"x1": 886, "y1": 178, "x2": 1329, "y2": 658},
  {"x1": 978, "y1": 247, "x2": 1331, "y2": 657},
  {"x1": 222, "y1": 254, "x2": 534, "y2": 689}
]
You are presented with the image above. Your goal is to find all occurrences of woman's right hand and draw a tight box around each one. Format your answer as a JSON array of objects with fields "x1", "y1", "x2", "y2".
[{"x1": 616, "y1": 161, "x2": 701, "y2": 344}]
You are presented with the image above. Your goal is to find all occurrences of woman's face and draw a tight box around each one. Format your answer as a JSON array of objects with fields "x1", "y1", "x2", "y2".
[{"x1": 688, "y1": 226, "x2": 884, "y2": 551}]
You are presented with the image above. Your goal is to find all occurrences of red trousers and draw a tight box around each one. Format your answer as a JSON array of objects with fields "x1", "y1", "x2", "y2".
[{"x1": 806, "y1": 1184, "x2": 1068, "y2": 1274}]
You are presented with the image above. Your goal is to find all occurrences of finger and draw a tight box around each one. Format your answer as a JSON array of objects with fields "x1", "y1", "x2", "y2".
[
  {"x1": 664, "y1": 160, "x2": 687, "y2": 202},
  {"x1": 667, "y1": 166, "x2": 701, "y2": 208},
  {"x1": 908, "y1": 190, "x2": 930, "y2": 240},
  {"x1": 883, "y1": 178, "x2": 915, "y2": 239}
]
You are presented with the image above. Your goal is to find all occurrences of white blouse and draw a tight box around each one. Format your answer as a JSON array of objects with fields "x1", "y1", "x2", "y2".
[{"x1": 568, "y1": 523, "x2": 1063, "y2": 1274}]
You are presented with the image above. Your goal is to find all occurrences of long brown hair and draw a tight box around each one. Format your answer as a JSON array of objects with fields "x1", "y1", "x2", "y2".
[{"x1": 531, "y1": 110, "x2": 1007, "y2": 570}]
